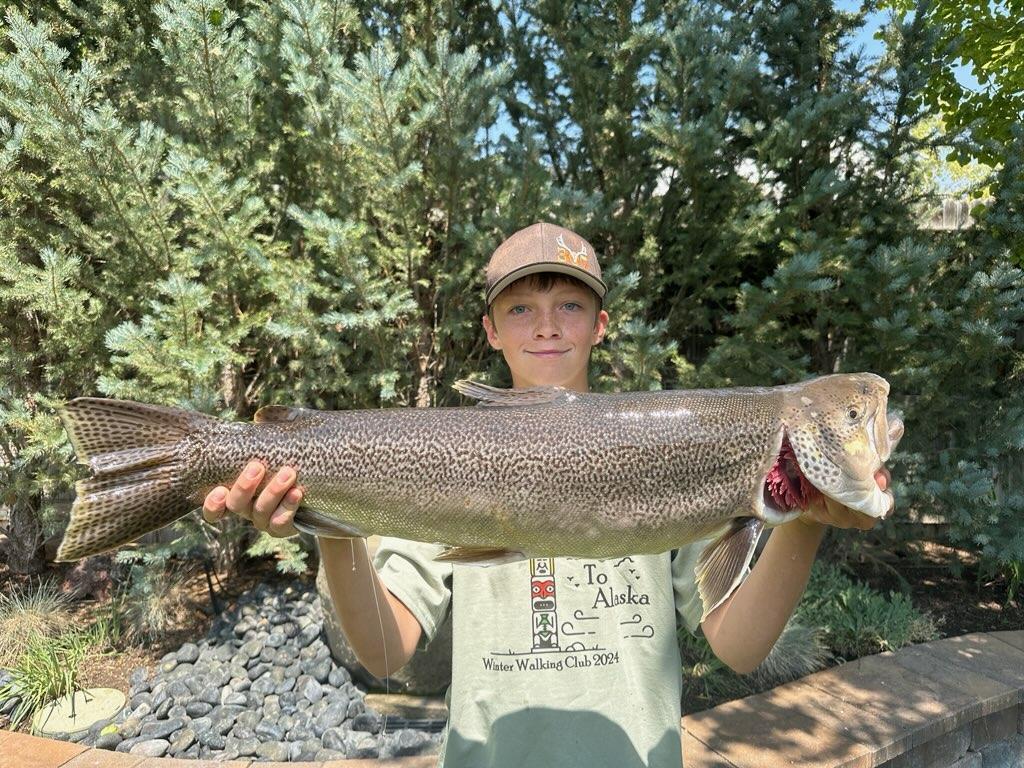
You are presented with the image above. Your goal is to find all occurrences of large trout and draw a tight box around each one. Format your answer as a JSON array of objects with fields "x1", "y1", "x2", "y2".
[{"x1": 55, "y1": 372, "x2": 903, "y2": 620}]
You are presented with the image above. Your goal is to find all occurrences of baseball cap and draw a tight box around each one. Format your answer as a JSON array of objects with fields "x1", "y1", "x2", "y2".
[{"x1": 484, "y1": 222, "x2": 607, "y2": 307}]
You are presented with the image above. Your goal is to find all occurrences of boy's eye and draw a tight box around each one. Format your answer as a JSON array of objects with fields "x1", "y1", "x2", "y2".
[
  {"x1": 563, "y1": 302, "x2": 581, "y2": 311},
  {"x1": 509, "y1": 305, "x2": 527, "y2": 315}
]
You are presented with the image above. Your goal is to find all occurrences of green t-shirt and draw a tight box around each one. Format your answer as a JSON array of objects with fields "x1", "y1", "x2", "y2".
[{"x1": 373, "y1": 537, "x2": 711, "y2": 768}]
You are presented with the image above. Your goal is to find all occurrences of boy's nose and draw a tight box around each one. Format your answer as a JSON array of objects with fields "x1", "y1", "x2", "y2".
[{"x1": 533, "y1": 312, "x2": 561, "y2": 338}]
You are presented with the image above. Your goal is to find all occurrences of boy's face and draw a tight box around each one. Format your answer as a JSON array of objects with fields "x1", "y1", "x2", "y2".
[{"x1": 482, "y1": 278, "x2": 609, "y2": 392}]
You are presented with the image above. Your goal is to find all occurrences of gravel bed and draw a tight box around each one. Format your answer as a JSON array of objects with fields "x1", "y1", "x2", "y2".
[{"x1": 2, "y1": 582, "x2": 442, "y2": 761}]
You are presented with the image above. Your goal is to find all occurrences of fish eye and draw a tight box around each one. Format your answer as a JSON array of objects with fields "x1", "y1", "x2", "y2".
[{"x1": 847, "y1": 407, "x2": 860, "y2": 420}]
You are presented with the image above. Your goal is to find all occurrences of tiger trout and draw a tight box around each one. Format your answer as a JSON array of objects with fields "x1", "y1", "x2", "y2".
[{"x1": 55, "y1": 372, "x2": 904, "y2": 620}]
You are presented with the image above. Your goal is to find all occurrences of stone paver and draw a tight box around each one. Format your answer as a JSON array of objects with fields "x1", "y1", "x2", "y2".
[
  {"x1": 977, "y1": 733, "x2": 1024, "y2": 768},
  {"x1": 0, "y1": 730, "x2": 88, "y2": 768},
  {"x1": 920, "y1": 633, "x2": 1024, "y2": 693},
  {"x1": 133, "y1": 759, "x2": 252, "y2": 768},
  {"x1": 877, "y1": 723, "x2": 970, "y2": 768},
  {"x1": 681, "y1": 727, "x2": 739, "y2": 768},
  {"x1": 683, "y1": 682, "x2": 873, "y2": 768},
  {"x1": 987, "y1": 630, "x2": 1024, "y2": 654},
  {"x1": 801, "y1": 649, "x2": 970, "y2": 759},
  {"x1": 891, "y1": 643, "x2": 1019, "y2": 721},
  {"x1": 60, "y1": 752, "x2": 145, "y2": 768},
  {"x1": 970, "y1": 707, "x2": 1019, "y2": 751}
]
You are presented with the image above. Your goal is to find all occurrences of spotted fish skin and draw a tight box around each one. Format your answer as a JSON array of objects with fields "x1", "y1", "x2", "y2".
[{"x1": 55, "y1": 372, "x2": 903, "y2": 617}]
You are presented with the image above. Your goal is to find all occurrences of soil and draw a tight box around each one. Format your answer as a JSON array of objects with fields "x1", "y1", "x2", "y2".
[{"x1": 1, "y1": 540, "x2": 1021, "y2": 733}]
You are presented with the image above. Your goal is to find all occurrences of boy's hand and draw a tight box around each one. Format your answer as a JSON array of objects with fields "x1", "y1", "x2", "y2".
[
  {"x1": 799, "y1": 468, "x2": 891, "y2": 531},
  {"x1": 202, "y1": 461, "x2": 303, "y2": 538}
]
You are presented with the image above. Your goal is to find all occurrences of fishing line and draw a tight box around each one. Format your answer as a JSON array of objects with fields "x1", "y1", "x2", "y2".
[{"x1": 362, "y1": 536, "x2": 390, "y2": 740}]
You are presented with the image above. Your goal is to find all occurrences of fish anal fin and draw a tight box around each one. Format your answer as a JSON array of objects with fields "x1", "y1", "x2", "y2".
[
  {"x1": 452, "y1": 379, "x2": 571, "y2": 407},
  {"x1": 694, "y1": 517, "x2": 765, "y2": 623},
  {"x1": 254, "y1": 405, "x2": 313, "y2": 423},
  {"x1": 434, "y1": 546, "x2": 526, "y2": 566},
  {"x1": 292, "y1": 508, "x2": 367, "y2": 539}
]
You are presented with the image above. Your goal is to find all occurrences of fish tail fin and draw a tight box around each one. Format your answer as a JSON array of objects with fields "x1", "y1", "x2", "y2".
[{"x1": 55, "y1": 397, "x2": 218, "y2": 561}]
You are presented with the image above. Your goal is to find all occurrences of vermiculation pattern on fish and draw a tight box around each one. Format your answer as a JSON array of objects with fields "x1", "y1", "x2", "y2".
[{"x1": 55, "y1": 373, "x2": 904, "y2": 620}]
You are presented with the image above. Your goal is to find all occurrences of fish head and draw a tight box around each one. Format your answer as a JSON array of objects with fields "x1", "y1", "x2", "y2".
[{"x1": 782, "y1": 373, "x2": 904, "y2": 519}]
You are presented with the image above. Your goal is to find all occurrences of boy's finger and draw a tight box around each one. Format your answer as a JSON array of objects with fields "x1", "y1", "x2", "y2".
[
  {"x1": 252, "y1": 467, "x2": 296, "y2": 531},
  {"x1": 202, "y1": 486, "x2": 229, "y2": 523},
  {"x1": 268, "y1": 488, "x2": 303, "y2": 538},
  {"x1": 874, "y1": 468, "x2": 890, "y2": 491},
  {"x1": 225, "y1": 461, "x2": 264, "y2": 520}
]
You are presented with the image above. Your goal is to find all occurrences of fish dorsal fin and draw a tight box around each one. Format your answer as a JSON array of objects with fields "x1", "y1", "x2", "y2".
[
  {"x1": 452, "y1": 379, "x2": 570, "y2": 407},
  {"x1": 254, "y1": 405, "x2": 314, "y2": 423}
]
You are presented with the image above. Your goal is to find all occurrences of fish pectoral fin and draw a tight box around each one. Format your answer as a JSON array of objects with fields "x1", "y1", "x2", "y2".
[
  {"x1": 694, "y1": 517, "x2": 765, "y2": 623},
  {"x1": 434, "y1": 546, "x2": 526, "y2": 566},
  {"x1": 292, "y1": 508, "x2": 368, "y2": 539},
  {"x1": 254, "y1": 405, "x2": 315, "y2": 423},
  {"x1": 452, "y1": 379, "x2": 570, "y2": 407}
]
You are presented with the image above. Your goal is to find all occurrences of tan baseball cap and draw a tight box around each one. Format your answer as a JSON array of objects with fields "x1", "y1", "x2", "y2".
[{"x1": 484, "y1": 222, "x2": 607, "y2": 306}]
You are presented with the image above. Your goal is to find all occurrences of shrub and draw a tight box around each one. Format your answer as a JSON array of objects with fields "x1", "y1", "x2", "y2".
[
  {"x1": 0, "y1": 579, "x2": 70, "y2": 669},
  {"x1": 118, "y1": 562, "x2": 195, "y2": 644},
  {"x1": 0, "y1": 628, "x2": 95, "y2": 729},
  {"x1": 795, "y1": 562, "x2": 938, "y2": 659}
]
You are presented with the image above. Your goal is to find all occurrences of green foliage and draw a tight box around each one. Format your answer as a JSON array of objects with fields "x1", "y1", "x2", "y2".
[
  {"x1": 0, "y1": 0, "x2": 1020, "y2": 585},
  {"x1": 246, "y1": 531, "x2": 309, "y2": 576},
  {"x1": 0, "y1": 627, "x2": 97, "y2": 729},
  {"x1": 881, "y1": 0, "x2": 1024, "y2": 168},
  {"x1": 795, "y1": 562, "x2": 938, "y2": 659},
  {"x1": 0, "y1": 579, "x2": 70, "y2": 669}
]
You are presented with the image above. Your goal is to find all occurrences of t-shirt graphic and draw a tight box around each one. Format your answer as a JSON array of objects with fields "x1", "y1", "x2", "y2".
[{"x1": 482, "y1": 556, "x2": 657, "y2": 674}]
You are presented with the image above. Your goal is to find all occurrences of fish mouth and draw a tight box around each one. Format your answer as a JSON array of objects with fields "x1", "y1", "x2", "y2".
[{"x1": 760, "y1": 432, "x2": 822, "y2": 524}]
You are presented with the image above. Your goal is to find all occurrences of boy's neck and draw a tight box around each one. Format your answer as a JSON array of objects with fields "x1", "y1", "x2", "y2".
[{"x1": 510, "y1": 372, "x2": 590, "y2": 393}]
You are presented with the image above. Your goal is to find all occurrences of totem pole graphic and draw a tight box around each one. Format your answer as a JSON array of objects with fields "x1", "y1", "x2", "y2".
[{"x1": 530, "y1": 558, "x2": 559, "y2": 652}]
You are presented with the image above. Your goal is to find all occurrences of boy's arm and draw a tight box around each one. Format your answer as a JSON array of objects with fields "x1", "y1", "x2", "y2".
[
  {"x1": 700, "y1": 468, "x2": 890, "y2": 674},
  {"x1": 318, "y1": 537, "x2": 424, "y2": 678}
]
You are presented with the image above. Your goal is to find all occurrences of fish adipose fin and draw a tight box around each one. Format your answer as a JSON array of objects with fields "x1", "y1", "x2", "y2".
[
  {"x1": 694, "y1": 517, "x2": 765, "y2": 622},
  {"x1": 55, "y1": 398, "x2": 219, "y2": 562},
  {"x1": 435, "y1": 546, "x2": 526, "y2": 565},
  {"x1": 292, "y1": 508, "x2": 368, "y2": 539},
  {"x1": 452, "y1": 379, "x2": 571, "y2": 407}
]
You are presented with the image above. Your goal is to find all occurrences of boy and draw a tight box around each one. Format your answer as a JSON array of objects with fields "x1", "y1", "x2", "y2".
[{"x1": 203, "y1": 222, "x2": 890, "y2": 766}]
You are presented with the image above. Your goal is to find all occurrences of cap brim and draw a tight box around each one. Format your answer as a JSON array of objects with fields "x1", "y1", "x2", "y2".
[{"x1": 486, "y1": 263, "x2": 607, "y2": 306}]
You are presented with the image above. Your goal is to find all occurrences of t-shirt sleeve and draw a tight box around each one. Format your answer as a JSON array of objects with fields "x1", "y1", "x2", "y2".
[
  {"x1": 372, "y1": 536, "x2": 453, "y2": 651},
  {"x1": 671, "y1": 537, "x2": 713, "y2": 636}
]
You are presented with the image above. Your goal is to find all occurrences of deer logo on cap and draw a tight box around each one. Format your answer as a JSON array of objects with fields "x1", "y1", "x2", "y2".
[{"x1": 556, "y1": 233, "x2": 589, "y2": 269}]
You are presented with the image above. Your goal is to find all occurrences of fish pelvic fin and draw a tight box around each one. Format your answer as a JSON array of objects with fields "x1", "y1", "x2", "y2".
[
  {"x1": 435, "y1": 546, "x2": 527, "y2": 566},
  {"x1": 55, "y1": 398, "x2": 218, "y2": 562},
  {"x1": 452, "y1": 379, "x2": 572, "y2": 407},
  {"x1": 292, "y1": 507, "x2": 368, "y2": 539},
  {"x1": 694, "y1": 517, "x2": 765, "y2": 623}
]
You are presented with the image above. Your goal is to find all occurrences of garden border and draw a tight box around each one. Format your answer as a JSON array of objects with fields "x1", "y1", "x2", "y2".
[{"x1": 1, "y1": 630, "x2": 1022, "y2": 768}]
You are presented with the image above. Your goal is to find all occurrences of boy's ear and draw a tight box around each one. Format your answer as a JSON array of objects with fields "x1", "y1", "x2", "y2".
[
  {"x1": 482, "y1": 313, "x2": 503, "y2": 350},
  {"x1": 592, "y1": 309, "x2": 610, "y2": 345}
]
